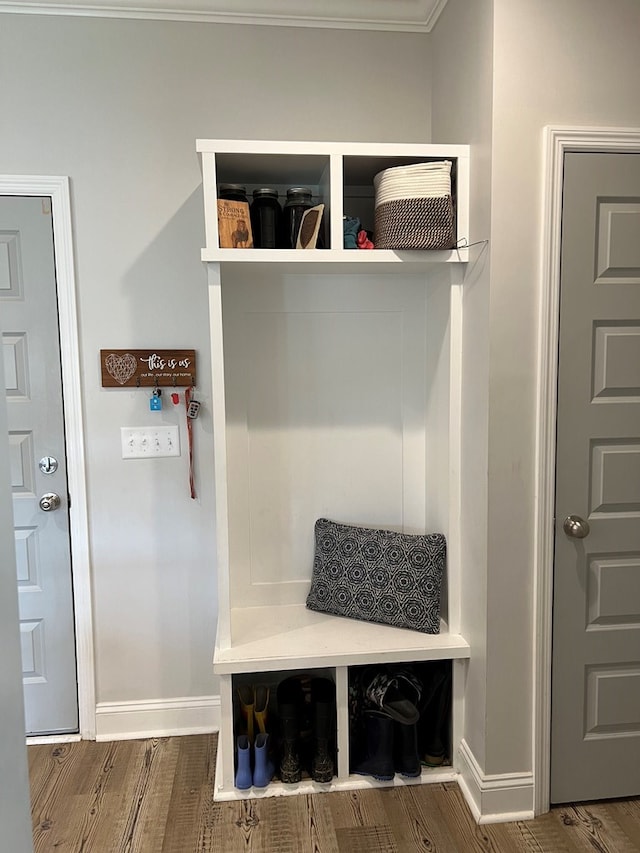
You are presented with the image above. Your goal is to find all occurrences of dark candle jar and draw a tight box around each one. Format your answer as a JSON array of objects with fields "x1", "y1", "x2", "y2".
[
  {"x1": 283, "y1": 187, "x2": 314, "y2": 249},
  {"x1": 250, "y1": 188, "x2": 282, "y2": 249},
  {"x1": 218, "y1": 183, "x2": 248, "y2": 203}
]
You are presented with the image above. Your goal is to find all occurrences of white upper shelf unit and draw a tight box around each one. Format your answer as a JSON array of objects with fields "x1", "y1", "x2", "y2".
[{"x1": 197, "y1": 139, "x2": 470, "y2": 265}]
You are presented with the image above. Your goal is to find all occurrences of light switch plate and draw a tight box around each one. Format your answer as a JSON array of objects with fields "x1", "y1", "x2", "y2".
[{"x1": 121, "y1": 426, "x2": 180, "y2": 458}]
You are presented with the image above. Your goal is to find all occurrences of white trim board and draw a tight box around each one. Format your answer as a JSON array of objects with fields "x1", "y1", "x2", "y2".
[
  {"x1": 95, "y1": 695, "x2": 221, "y2": 741},
  {"x1": 533, "y1": 126, "x2": 640, "y2": 815},
  {"x1": 457, "y1": 739, "x2": 534, "y2": 825},
  {"x1": 27, "y1": 733, "x2": 82, "y2": 746},
  {"x1": 0, "y1": 0, "x2": 449, "y2": 31},
  {"x1": 0, "y1": 175, "x2": 96, "y2": 740}
]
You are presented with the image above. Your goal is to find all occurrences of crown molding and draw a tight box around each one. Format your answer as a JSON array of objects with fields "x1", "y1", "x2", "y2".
[{"x1": 0, "y1": 0, "x2": 448, "y2": 31}]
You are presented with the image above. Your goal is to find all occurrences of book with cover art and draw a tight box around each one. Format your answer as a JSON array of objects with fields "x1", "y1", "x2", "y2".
[
  {"x1": 296, "y1": 204, "x2": 324, "y2": 249},
  {"x1": 217, "y1": 199, "x2": 254, "y2": 248}
]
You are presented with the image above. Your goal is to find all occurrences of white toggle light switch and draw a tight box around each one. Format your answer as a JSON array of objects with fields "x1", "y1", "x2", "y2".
[{"x1": 121, "y1": 426, "x2": 180, "y2": 458}]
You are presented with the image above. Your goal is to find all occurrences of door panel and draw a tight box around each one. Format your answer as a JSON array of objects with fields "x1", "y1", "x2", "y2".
[
  {"x1": 1, "y1": 196, "x2": 78, "y2": 735},
  {"x1": 551, "y1": 153, "x2": 640, "y2": 802}
]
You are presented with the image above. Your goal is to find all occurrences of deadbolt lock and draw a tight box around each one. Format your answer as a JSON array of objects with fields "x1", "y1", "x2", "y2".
[{"x1": 39, "y1": 456, "x2": 59, "y2": 474}]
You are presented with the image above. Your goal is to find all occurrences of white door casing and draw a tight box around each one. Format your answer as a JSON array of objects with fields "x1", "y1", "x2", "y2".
[
  {"x1": 534, "y1": 128, "x2": 640, "y2": 813},
  {"x1": 0, "y1": 175, "x2": 95, "y2": 740}
]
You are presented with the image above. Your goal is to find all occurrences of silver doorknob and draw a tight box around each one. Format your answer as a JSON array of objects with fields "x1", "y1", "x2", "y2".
[
  {"x1": 563, "y1": 514, "x2": 590, "y2": 539},
  {"x1": 39, "y1": 492, "x2": 61, "y2": 512}
]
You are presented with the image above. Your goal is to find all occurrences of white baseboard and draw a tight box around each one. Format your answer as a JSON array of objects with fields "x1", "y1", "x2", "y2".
[
  {"x1": 457, "y1": 739, "x2": 534, "y2": 824},
  {"x1": 95, "y1": 695, "x2": 220, "y2": 742}
]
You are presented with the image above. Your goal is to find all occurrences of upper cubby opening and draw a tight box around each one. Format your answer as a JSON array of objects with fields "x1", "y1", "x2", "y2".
[{"x1": 343, "y1": 154, "x2": 459, "y2": 243}]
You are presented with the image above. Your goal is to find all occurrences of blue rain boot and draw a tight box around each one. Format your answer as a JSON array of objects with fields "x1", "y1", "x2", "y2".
[
  {"x1": 235, "y1": 734, "x2": 252, "y2": 790},
  {"x1": 253, "y1": 732, "x2": 275, "y2": 788}
]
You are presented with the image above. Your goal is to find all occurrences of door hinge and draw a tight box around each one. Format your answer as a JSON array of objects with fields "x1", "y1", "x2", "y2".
[{"x1": 68, "y1": 493, "x2": 71, "y2": 509}]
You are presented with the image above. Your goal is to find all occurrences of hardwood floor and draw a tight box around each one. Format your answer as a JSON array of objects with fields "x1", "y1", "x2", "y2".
[{"x1": 28, "y1": 734, "x2": 640, "y2": 852}]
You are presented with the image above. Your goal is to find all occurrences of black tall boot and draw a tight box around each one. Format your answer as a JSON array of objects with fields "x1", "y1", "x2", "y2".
[
  {"x1": 310, "y1": 678, "x2": 335, "y2": 783},
  {"x1": 419, "y1": 662, "x2": 452, "y2": 766},
  {"x1": 393, "y1": 720, "x2": 421, "y2": 778},
  {"x1": 277, "y1": 677, "x2": 303, "y2": 783},
  {"x1": 352, "y1": 710, "x2": 394, "y2": 781}
]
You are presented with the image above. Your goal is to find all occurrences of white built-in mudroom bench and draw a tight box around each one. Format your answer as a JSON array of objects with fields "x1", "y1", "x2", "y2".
[{"x1": 198, "y1": 139, "x2": 471, "y2": 801}]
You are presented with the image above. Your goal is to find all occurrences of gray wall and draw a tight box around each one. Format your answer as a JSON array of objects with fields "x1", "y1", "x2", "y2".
[
  {"x1": 485, "y1": 0, "x2": 640, "y2": 776},
  {"x1": 434, "y1": 0, "x2": 640, "y2": 780},
  {"x1": 431, "y1": 0, "x2": 494, "y2": 772},
  {"x1": 0, "y1": 350, "x2": 33, "y2": 847},
  {"x1": 0, "y1": 14, "x2": 432, "y2": 707}
]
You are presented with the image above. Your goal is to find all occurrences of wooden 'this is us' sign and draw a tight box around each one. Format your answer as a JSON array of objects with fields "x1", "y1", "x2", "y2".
[{"x1": 100, "y1": 349, "x2": 196, "y2": 388}]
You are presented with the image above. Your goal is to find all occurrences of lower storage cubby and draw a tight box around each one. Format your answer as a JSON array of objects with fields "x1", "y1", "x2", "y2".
[
  {"x1": 231, "y1": 669, "x2": 338, "y2": 792},
  {"x1": 348, "y1": 660, "x2": 452, "y2": 781},
  {"x1": 215, "y1": 658, "x2": 460, "y2": 800}
]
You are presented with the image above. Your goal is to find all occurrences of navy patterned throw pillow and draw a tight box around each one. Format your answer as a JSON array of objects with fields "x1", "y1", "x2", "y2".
[{"x1": 306, "y1": 518, "x2": 446, "y2": 634}]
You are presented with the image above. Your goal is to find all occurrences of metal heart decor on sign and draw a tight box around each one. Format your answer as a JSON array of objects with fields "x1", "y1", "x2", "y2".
[{"x1": 105, "y1": 352, "x2": 137, "y2": 385}]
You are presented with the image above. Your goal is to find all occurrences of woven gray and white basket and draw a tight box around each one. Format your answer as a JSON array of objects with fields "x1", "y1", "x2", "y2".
[{"x1": 373, "y1": 161, "x2": 455, "y2": 250}]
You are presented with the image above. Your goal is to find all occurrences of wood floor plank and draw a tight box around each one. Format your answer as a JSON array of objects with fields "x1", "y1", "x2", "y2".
[
  {"x1": 335, "y1": 823, "x2": 398, "y2": 853},
  {"x1": 92, "y1": 740, "x2": 150, "y2": 853},
  {"x1": 565, "y1": 801, "x2": 640, "y2": 853},
  {"x1": 66, "y1": 739, "x2": 115, "y2": 795},
  {"x1": 426, "y1": 782, "x2": 502, "y2": 852},
  {"x1": 622, "y1": 797, "x2": 640, "y2": 818},
  {"x1": 61, "y1": 742, "x2": 139, "y2": 853},
  {"x1": 99, "y1": 739, "x2": 138, "y2": 796},
  {"x1": 161, "y1": 734, "x2": 216, "y2": 853},
  {"x1": 607, "y1": 799, "x2": 640, "y2": 850},
  {"x1": 30, "y1": 742, "x2": 83, "y2": 808},
  {"x1": 295, "y1": 793, "x2": 341, "y2": 853},
  {"x1": 482, "y1": 812, "x2": 588, "y2": 853},
  {"x1": 31, "y1": 743, "x2": 92, "y2": 852},
  {"x1": 327, "y1": 786, "x2": 392, "y2": 832},
  {"x1": 549, "y1": 803, "x2": 632, "y2": 853},
  {"x1": 213, "y1": 798, "x2": 264, "y2": 852},
  {"x1": 116, "y1": 737, "x2": 179, "y2": 853},
  {"x1": 381, "y1": 783, "x2": 460, "y2": 853},
  {"x1": 55, "y1": 741, "x2": 119, "y2": 852},
  {"x1": 31, "y1": 741, "x2": 140, "y2": 853},
  {"x1": 139, "y1": 739, "x2": 183, "y2": 851},
  {"x1": 28, "y1": 741, "x2": 44, "y2": 777},
  {"x1": 194, "y1": 794, "x2": 229, "y2": 853}
]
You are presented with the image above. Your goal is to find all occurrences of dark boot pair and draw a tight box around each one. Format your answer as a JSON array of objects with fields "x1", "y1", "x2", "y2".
[
  {"x1": 352, "y1": 711, "x2": 421, "y2": 780},
  {"x1": 353, "y1": 663, "x2": 451, "y2": 779},
  {"x1": 277, "y1": 676, "x2": 335, "y2": 783},
  {"x1": 351, "y1": 665, "x2": 423, "y2": 780}
]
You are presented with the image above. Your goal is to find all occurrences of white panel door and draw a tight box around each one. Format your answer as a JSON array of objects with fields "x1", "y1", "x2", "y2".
[
  {"x1": 551, "y1": 153, "x2": 640, "y2": 802},
  {"x1": 1, "y1": 196, "x2": 78, "y2": 735}
]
